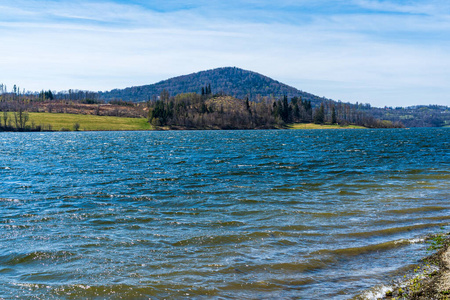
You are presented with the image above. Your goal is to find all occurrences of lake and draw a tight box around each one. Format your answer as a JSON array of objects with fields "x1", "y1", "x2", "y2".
[{"x1": 1, "y1": 128, "x2": 449, "y2": 299}]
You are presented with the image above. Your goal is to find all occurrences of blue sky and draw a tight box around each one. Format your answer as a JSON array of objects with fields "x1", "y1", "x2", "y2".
[{"x1": 1, "y1": 0, "x2": 449, "y2": 107}]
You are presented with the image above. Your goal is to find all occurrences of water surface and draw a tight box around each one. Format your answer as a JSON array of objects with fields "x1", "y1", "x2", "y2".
[{"x1": 0, "y1": 128, "x2": 449, "y2": 299}]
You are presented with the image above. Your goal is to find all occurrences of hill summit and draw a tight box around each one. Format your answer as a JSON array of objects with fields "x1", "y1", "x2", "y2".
[{"x1": 99, "y1": 67, "x2": 327, "y2": 105}]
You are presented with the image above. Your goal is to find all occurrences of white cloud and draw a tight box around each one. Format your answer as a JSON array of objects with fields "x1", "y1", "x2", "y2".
[
  {"x1": 0, "y1": 0, "x2": 449, "y2": 106},
  {"x1": 353, "y1": 0, "x2": 450, "y2": 15}
]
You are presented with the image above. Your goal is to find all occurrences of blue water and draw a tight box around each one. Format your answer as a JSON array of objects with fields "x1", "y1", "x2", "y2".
[{"x1": 0, "y1": 128, "x2": 449, "y2": 299}]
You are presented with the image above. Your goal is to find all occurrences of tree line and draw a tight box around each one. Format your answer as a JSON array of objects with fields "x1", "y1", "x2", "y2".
[
  {"x1": 147, "y1": 91, "x2": 278, "y2": 129},
  {"x1": 0, "y1": 85, "x2": 143, "y2": 131},
  {"x1": 147, "y1": 87, "x2": 403, "y2": 129},
  {"x1": 1, "y1": 82, "x2": 404, "y2": 131},
  {"x1": 368, "y1": 105, "x2": 450, "y2": 127}
]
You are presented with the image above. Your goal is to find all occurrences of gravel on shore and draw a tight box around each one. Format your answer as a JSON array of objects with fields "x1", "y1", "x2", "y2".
[{"x1": 379, "y1": 233, "x2": 450, "y2": 300}]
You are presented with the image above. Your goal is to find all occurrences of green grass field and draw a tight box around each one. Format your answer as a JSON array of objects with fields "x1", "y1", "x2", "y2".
[
  {"x1": 288, "y1": 123, "x2": 366, "y2": 129},
  {"x1": 26, "y1": 113, "x2": 152, "y2": 131}
]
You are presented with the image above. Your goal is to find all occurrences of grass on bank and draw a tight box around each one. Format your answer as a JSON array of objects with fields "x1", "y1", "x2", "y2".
[
  {"x1": 27, "y1": 112, "x2": 152, "y2": 131},
  {"x1": 5, "y1": 113, "x2": 368, "y2": 132},
  {"x1": 288, "y1": 123, "x2": 366, "y2": 129}
]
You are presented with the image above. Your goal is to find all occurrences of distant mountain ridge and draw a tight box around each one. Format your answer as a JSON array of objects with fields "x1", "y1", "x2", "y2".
[{"x1": 99, "y1": 67, "x2": 328, "y2": 105}]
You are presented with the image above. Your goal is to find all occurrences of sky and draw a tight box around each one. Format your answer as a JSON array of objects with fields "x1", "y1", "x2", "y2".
[{"x1": 1, "y1": 0, "x2": 450, "y2": 107}]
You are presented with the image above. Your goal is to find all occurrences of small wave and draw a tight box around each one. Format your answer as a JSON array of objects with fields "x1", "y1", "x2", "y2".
[
  {"x1": 229, "y1": 171, "x2": 260, "y2": 176},
  {"x1": 208, "y1": 220, "x2": 246, "y2": 227},
  {"x1": 338, "y1": 190, "x2": 362, "y2": 195},
  {"x1": 90, "y1": 219, "x2": 116, "y2": 225},
  {"x1": 157, "y1": 177, "x2": 180, "y2": 182},
  {"x1": 294, "y1": 210, "x2": 365, "y2": 217},
  {"x1": 357, "y1": 284, "x2": 395, "y2": 300},
  {"x1": 312, "y1": 239, "x2": 419, "y2": 258},
  {"x1": 277, "y1": 224, "x2": 315, "y2": 231},
  {"x1": 230, "y1": 210, "x2": 260, "y2": 216},
  {"x1": 385, "y1": 206, "x2": 447, "y2": 214},
  {"x1": 2, "y1": 224, "x2": 31, "y2": 229},
  {"x1": 394, "y1": 238, "x2": 425, "y2": 244},
  {"x1": 344, "y1": 223, "x2": 447, "y2": 238},
  {"x1": 271, "y1": 187, "x2": 305, "y2": 192},
  {"x1": 1, "y1": 250, "x2": 77, "y2": 266},
  {"x1": 9, "y1": 282, "x2": 220, "y2": 298},
  {"x1": 171, "y1": 234, "x2": 249, "y2": 247},
  {"x1": 0, "y1": 267, "x2": 13, "y2": 274},
  {"x1": 130, "y1": 196, "x2": 155, "y2": 202},
  {"x1": 220, "y1": 278, "x2": 314, "y2": 292},
  {"x1": 220, "y1": 257, "x2": 337, "y2": 275},
  {"x1": 0, "y1": 198, "x2": 20, "y2": 203},
  {"x1": 237, "y1": 198, "x2": 264, "y2": 204}
]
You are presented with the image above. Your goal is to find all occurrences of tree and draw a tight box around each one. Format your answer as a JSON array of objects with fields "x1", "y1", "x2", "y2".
[
  {"x1": 281, "y1": 95, "x2": 290, "y2": 122},
  {"x1": 160, "y1": 89, "x2": 170, "y2": 102},
  {"x1": 314, "y1": 103, "x2": 325, "y2": 124},
  {"x1": 331, "y1": 105, "x2": 337, "y2": 124},
  {"x1": 14, "y1": 106, "x2": 29, "y2": 130},
  {"x1": 149, "y1": 100, "x2": 168, "y2": 125},
  {"x1": 46, "y1": 90, "x2": 54, "y2": 100}
]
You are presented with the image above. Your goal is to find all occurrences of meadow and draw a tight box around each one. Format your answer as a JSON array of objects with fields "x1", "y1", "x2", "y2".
[
  {"x1": 288, "y1": 123, "x2": 366, "y2": 129},
  {"x1": 26, "y1": 112, "x2": 152, "y2": 131}
]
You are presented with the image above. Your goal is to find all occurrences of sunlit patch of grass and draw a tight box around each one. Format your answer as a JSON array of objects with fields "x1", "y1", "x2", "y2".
[
  {"x1": 288, "y1": 123, "x2": 366, "y2": 129},
  {"x1": 27, "y1": 112, "x2": 152, "y2": 131}
]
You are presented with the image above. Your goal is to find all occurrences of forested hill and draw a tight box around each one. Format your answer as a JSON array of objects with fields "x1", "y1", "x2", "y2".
[{"x1": 99, "y1": 67, "x2": 328, "y2": 105}]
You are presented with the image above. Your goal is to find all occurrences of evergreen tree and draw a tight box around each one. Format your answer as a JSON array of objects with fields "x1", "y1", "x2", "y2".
[
  {"x1": 331, "y1": 105, "x2": 337, "y2": 124},
  {"x1": 314, "y1": 103, "x2": 325, "y2": 124},
  {"x1": 294, "y1": 104, "x2": 300, "y2": 121},
  {"x1": 276, "y1": 100, "x2": 283, "y2": 120},
  {"x1": 150, "y1": 100, "x2": 167, "y2": 125},
  {"x1": 272, "y1": 101, "x2": 278, "y2": 117},
  {"x1": 291, "y1": 96, "x2": 298, "y2": 106}
]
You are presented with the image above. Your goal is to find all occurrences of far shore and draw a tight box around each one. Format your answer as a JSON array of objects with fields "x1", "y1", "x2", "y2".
[
  {"x1": 1, "y1": 112, "x2": 370, "y2": 132},
  {"x1": 1, "y1": 112, "x2": 365, "y2": 131}
]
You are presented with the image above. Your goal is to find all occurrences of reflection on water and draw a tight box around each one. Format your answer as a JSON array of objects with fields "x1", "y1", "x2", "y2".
[{"x1": 0, "y1": 128, "x2": 449, "y2": 299}]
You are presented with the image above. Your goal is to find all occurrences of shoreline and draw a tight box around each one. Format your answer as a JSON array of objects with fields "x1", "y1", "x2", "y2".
[
  {"x1": 1, "y1": 119, "x2": 370, "y2": 132},
  {"x1": 359, "y1": 233, "x2": 450, "y2": 299}
]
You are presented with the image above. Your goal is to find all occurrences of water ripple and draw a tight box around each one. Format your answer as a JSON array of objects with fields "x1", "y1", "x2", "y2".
[{"x1": 0, "y1": 128, "x2": 449, "y2": 299}]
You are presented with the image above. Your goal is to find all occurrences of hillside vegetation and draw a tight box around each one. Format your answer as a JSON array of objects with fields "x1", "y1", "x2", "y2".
[
  {"x1": 98, "y1": 67, "x2": 450, "y2": 127},
  {"x1": 368, "y1": 105, "x2": 450, "y2": 127},
  {"x1": 0, "y1": 83, "x2": 403, "y2": 131},
  {"x1": 99, "y1": 67, "x2": 327, "y2": 105},
  {"x1": 1, "y1": 67, "x2": 449, "y2": 129},
  {"x1": 146, "y1": 91, "x2": 402, "y2": 130}
]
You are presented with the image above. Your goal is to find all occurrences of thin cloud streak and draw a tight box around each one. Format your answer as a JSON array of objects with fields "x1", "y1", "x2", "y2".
[{"x1": 0, "y1": 0, "x2": 449, "y2": 107}]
